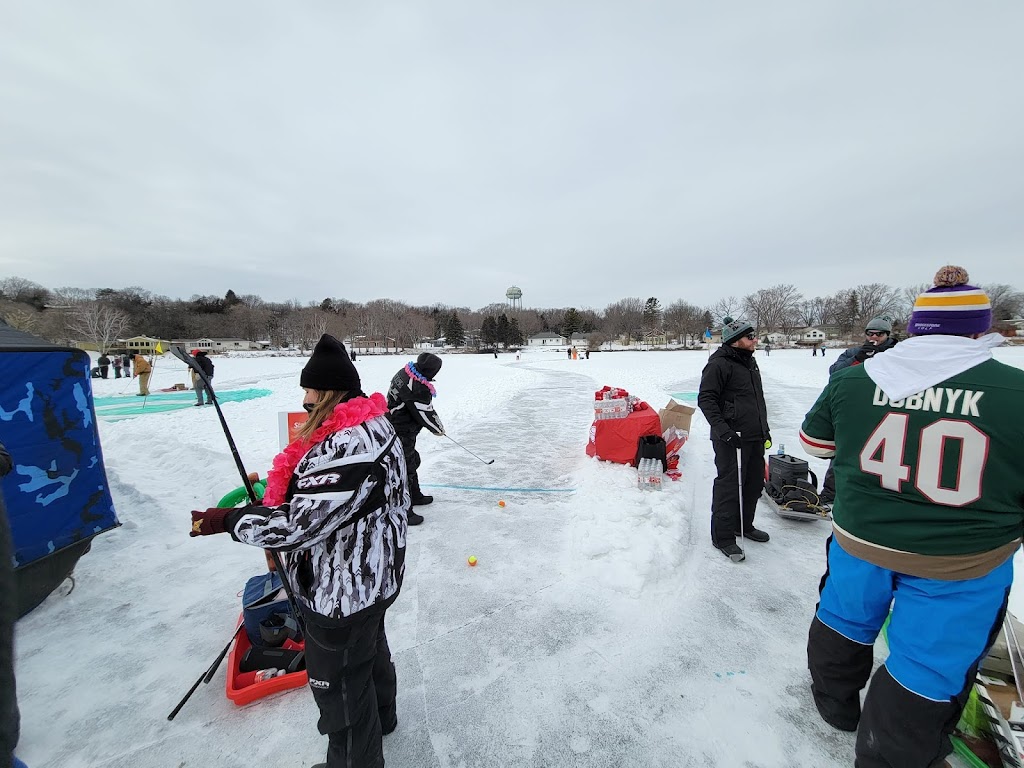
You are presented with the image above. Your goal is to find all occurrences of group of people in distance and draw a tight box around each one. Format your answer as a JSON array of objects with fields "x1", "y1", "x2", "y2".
[
  {"x1": 698, "y1": 265, "x2": 1024, "y2": 768},
  {"x1": 181, "y1": 263, "x2": 1023, "y2": 768}
]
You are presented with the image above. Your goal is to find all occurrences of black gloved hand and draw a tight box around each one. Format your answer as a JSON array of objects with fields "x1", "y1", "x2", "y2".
[
  {"x1": 855, "y1": 336, "x2": 896, "y2": 362},
  {"x1": 720, "y1": 431, "x2": 741, "y2": 448}
]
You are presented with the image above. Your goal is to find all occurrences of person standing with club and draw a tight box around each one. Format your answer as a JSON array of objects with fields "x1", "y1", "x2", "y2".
[
  {"x1": 386, "y1": 352, "x2": 444, "y2": 526},
  {"x1": 698, "y1": 316, "x2": 772, "y2": 562},
  {"x1": 800, "y1": 267, "x2": 1024, "y2": 768},
  {"x1": 132, "y1": 353, "x2": 152, "y2": 396},
  {"x1": 188, "y1": 334, "x2": 409, "y2": 768},
  {"x1": 189, "y1": 350, "x2": 214, "y2": 406}
]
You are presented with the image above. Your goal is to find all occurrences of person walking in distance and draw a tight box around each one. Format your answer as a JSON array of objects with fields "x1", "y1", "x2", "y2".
[
  {"x1": 386, "y1": 353, "x2": 444, "y2": 526},
  {"x1": 190, "y1": 350, "x2": 215, "y2": 406},
  {"x1": 133, "y1": 353, "x2": 152, "y2": 396},
  {"x1": 97, "y1": 352, "x2": 110, "y2": 379},
  {"x1": 818, "y1": 316, "x2": 897, "y2": 506},
  {"x1": 189, "y1": 335, "x2": 408, "y2": 768},
  {"x1": 112, "y1": 354, "x2": 123, "y2": 379},
  {"x1": 697, "y1": 317, "x2": 772, "y2": 563},
  {"x1": 800, "y1": 267, "x2": 1024, "y2": 768}
]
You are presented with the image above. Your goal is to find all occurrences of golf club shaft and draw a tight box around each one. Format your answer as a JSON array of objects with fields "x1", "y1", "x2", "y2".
[{"x1": 444, "y1": 434, "x2": 494, "y2": 464}]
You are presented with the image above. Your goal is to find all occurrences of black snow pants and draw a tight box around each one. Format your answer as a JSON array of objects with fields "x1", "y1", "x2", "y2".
[
  {"x1": 0, "y1": 494, "x2": 19, "y2": 768},
  {"x1": 397, "y1": 434, "x2": 424, "y2": 501},
  {"x1": 711, "y1": 439, "x2": 765, "y2": 548},
  {"x1": 305, "y1": 610, "x2": 397, "y2": 768}
]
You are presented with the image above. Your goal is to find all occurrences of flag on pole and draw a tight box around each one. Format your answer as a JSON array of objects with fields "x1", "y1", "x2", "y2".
[{"x1": 155, "y1": 342, "x2": 163, "y2": 354}]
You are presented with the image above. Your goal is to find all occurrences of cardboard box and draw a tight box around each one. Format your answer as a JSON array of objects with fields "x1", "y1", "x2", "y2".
[{"x1": 659, "y1": 399, "x2": 696, "y2": 435}]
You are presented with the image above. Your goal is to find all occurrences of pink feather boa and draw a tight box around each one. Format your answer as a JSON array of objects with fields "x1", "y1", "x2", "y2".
[
  {"x1": 262, "y1": 392, "x2": 388, "y2": 506},
  {"x1": 405, "y1": 363, "x2": 436, "y2": 397}
]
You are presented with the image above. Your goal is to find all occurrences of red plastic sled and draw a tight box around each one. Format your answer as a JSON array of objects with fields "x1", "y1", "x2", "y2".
[{"x1": 225, "y1": 613, "x2": 308, "y2": 706}]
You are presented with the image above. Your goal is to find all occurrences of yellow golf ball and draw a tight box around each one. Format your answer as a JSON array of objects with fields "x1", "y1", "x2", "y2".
[{"x1": 468, "y1": 556, "x2": 478, "y2": 566}]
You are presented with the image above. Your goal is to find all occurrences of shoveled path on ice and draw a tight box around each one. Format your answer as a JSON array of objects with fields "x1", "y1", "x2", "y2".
[{"x1": 384, "y1": 356, "x2": 857, "y2": 768}]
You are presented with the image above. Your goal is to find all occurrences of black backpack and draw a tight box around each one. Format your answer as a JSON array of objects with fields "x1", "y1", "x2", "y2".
[
  {"x1": 765, "y1": 454, "x2": 829, "y2": 517},
  {"x1": 634, "y1": 435, "x2": 667, "y2": 471}
]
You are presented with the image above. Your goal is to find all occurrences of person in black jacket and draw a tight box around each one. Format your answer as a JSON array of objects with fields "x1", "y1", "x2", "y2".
[
  {"x1": 190, "y1": 350, "x2": 215, "y2": 406},
  {"x1": 386, "y1": 353, "x2": 444, "y2": 526},
  {"x1": 698, "y1": 317, "x2": 772, "y2": 562},
  {"x1": 819, "y1": 316, "x2": 897, "y2": 504},
  {"x1": 97, "y1": 353, "x2": 111, "y2": 379},
  {"x1": 190, "y1": 335, "x2": 408, "y2": 768}
]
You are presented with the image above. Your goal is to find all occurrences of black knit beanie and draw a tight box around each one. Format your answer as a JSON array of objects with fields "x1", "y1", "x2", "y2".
[
  {"x1": 301, "y1": 334, "x2": 361, "y2": 392},
  {"x1": 416, "y1": 352, "x2": 442, "y2": 380}
]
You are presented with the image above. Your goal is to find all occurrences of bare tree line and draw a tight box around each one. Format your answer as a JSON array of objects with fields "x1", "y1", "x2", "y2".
[{"x1": 1, "y1": 275, "x2": 1021, "y2": 352}]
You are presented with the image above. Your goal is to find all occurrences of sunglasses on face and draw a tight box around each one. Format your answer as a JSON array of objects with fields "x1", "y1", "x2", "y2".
[
  {"x1": 745, "y1": 333, "x2": 757, "y2": 340},
  {"x1": 866, "y1": 331, "x2": 888, "y2": 338}
]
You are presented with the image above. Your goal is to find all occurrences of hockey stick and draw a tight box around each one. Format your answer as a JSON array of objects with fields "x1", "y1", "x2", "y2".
[
  {"x1": 444, "y1": 434, "x2": 495, "y2": 465},
  {"x1": 167, "y1": 624, "x2": 243, "y2": 721}
]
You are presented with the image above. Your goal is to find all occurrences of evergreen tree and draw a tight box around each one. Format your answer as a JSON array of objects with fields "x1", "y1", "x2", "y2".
[
  {"x1": 643, "y1": 297, "x2": 663, "y2": 330},
  {"x1": 446, "y1": 311, "x2": 466, "y2": 347},
  {"x1": 562, "y1": 307, "x2": 582, "y2": 338},
  {"x1": 508, "y1": 317, "x2": 524, "y2": 347},
  {"x1": 225, "y1": 289, "x2": 241, "y2": 307},
  {"x1": 496, "y1": 314, "x2": 511, "y2": 348},
  {"x1": 481, "y1": 316, "x2": 498, "y2": 346}
]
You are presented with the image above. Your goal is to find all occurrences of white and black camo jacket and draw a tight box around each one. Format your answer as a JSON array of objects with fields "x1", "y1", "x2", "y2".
[{"x1": 228, "y1": 412, "x2": 409, "y2": 624}]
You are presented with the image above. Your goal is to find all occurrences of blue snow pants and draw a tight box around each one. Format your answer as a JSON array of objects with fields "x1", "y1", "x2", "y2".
[{"x1": 817, "y1": 537, "x2": 1012, "y2": 701}]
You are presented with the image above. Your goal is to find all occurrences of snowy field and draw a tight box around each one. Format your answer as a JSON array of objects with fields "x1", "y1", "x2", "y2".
[{"x1": 15, "y1": 345, "x2": 1024, "y2": 768}]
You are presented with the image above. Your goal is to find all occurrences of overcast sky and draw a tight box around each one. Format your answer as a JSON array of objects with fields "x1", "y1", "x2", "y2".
[{"x1": 1, "y1": 2, "x2": 1021, "y2": 310}]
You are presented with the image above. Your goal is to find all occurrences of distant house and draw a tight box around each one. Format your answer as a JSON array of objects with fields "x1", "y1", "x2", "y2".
[
  {"x1": 568, "y1": 332, "x2": 590, "y2": 349},
  {"x1": 120, "y1": 335, "x2": 172, "y2": 355},
  {"x1": 641, "y1": 330, "x2": 668, "y2": 347},
  {"x1": 528, "y1": 331, "x2": 567, "y2": 347},
  {"x1": 798, "y1": 328, "x2": 827, "y2": 344},
  {"x1": 414, "y1": 337, "x2": 446, "y2": 350},
  {"x1": 172, "y1": 337, "x2": 258, "y2": 352},
  {"x1": 764, "y1": 332, "x2": 788, "y2": 345},
  {"x1": 345, "y1": 336, "x2": 397, "y2": 354}
]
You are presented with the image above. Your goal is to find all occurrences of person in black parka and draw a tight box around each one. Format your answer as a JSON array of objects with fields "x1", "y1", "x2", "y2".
[
  {"x1": 698, "y1": 317, "x2": 772, "y2": 562},
  {"x1": 386, "y1": 353, "x2": 444, "y2": 526}
]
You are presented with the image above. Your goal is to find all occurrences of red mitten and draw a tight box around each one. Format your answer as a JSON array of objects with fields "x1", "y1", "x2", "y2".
[{"x1": 190, "y1": 508, "x2": 232, "y2": 537}]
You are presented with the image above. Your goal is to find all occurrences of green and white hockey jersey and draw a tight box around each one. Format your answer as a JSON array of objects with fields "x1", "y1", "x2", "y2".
[{"x1": 800, "y1": 334, "x2": 1024, "y2": 564}]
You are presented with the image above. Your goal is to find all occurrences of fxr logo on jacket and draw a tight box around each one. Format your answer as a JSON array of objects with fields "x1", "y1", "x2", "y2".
[{"x1": 296, "y1": 472, "x2": 342, "y2": 490}]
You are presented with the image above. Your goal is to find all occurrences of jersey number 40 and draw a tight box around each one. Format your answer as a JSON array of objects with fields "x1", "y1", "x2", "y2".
[{"x1": 860, "y1": 413, "x2": 988, "y2": 507}]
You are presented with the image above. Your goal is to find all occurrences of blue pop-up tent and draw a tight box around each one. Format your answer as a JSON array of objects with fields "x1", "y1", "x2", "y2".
[{"x1": 0, "y1": 320, "x2": 119, "y2": 616}]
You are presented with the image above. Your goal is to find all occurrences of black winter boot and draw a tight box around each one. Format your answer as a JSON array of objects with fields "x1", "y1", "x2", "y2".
[
  {"x1": 740, "y1": 527, "x2": 770, "y2": 542},
  {"x1": 807, "y1": 616, "x2": 873, "y2": 732},
  {"x1": 411, "y1": 494, "x2": 433, "y2": 506},
  {"x1": 408, "y1": 510, "x2": 424, "y2": 526},
  {"x1": 715, "y1": 543, "x2": 745, "y2": 562}
]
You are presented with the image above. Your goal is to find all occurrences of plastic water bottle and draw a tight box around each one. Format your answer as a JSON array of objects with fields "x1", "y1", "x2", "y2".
[
  {"x1": 254, "y1": 668, "x2": 285, "y2": 683},
  {"x1": 651, "y1": 460, "x2": 662, "y2": 492},
  {"x1": 777, "y1": 443, "x2": 785, "y2": 456}
]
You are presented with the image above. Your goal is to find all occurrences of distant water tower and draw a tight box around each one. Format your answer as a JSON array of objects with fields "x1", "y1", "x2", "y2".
[{"x1": 505, "y1": 285, "x2": 523, "y2": 311}]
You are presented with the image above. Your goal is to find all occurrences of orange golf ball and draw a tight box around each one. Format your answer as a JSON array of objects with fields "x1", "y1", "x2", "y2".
[
  {"x1": 468, "y1": 556, "x2": 478, "y2": 566},
  {"x1": 498, "y1": 500, "x2": 506, "y2": 507}
]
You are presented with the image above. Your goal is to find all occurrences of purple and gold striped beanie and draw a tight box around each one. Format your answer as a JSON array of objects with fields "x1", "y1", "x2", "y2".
[{"x1": 907, "y1": 266, "x2": 992, "y2": 336}]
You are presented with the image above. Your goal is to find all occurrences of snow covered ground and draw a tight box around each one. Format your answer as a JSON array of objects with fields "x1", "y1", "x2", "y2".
[{"x1": 14, "y1": 345, "x2": 1024, "y2": 768}]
